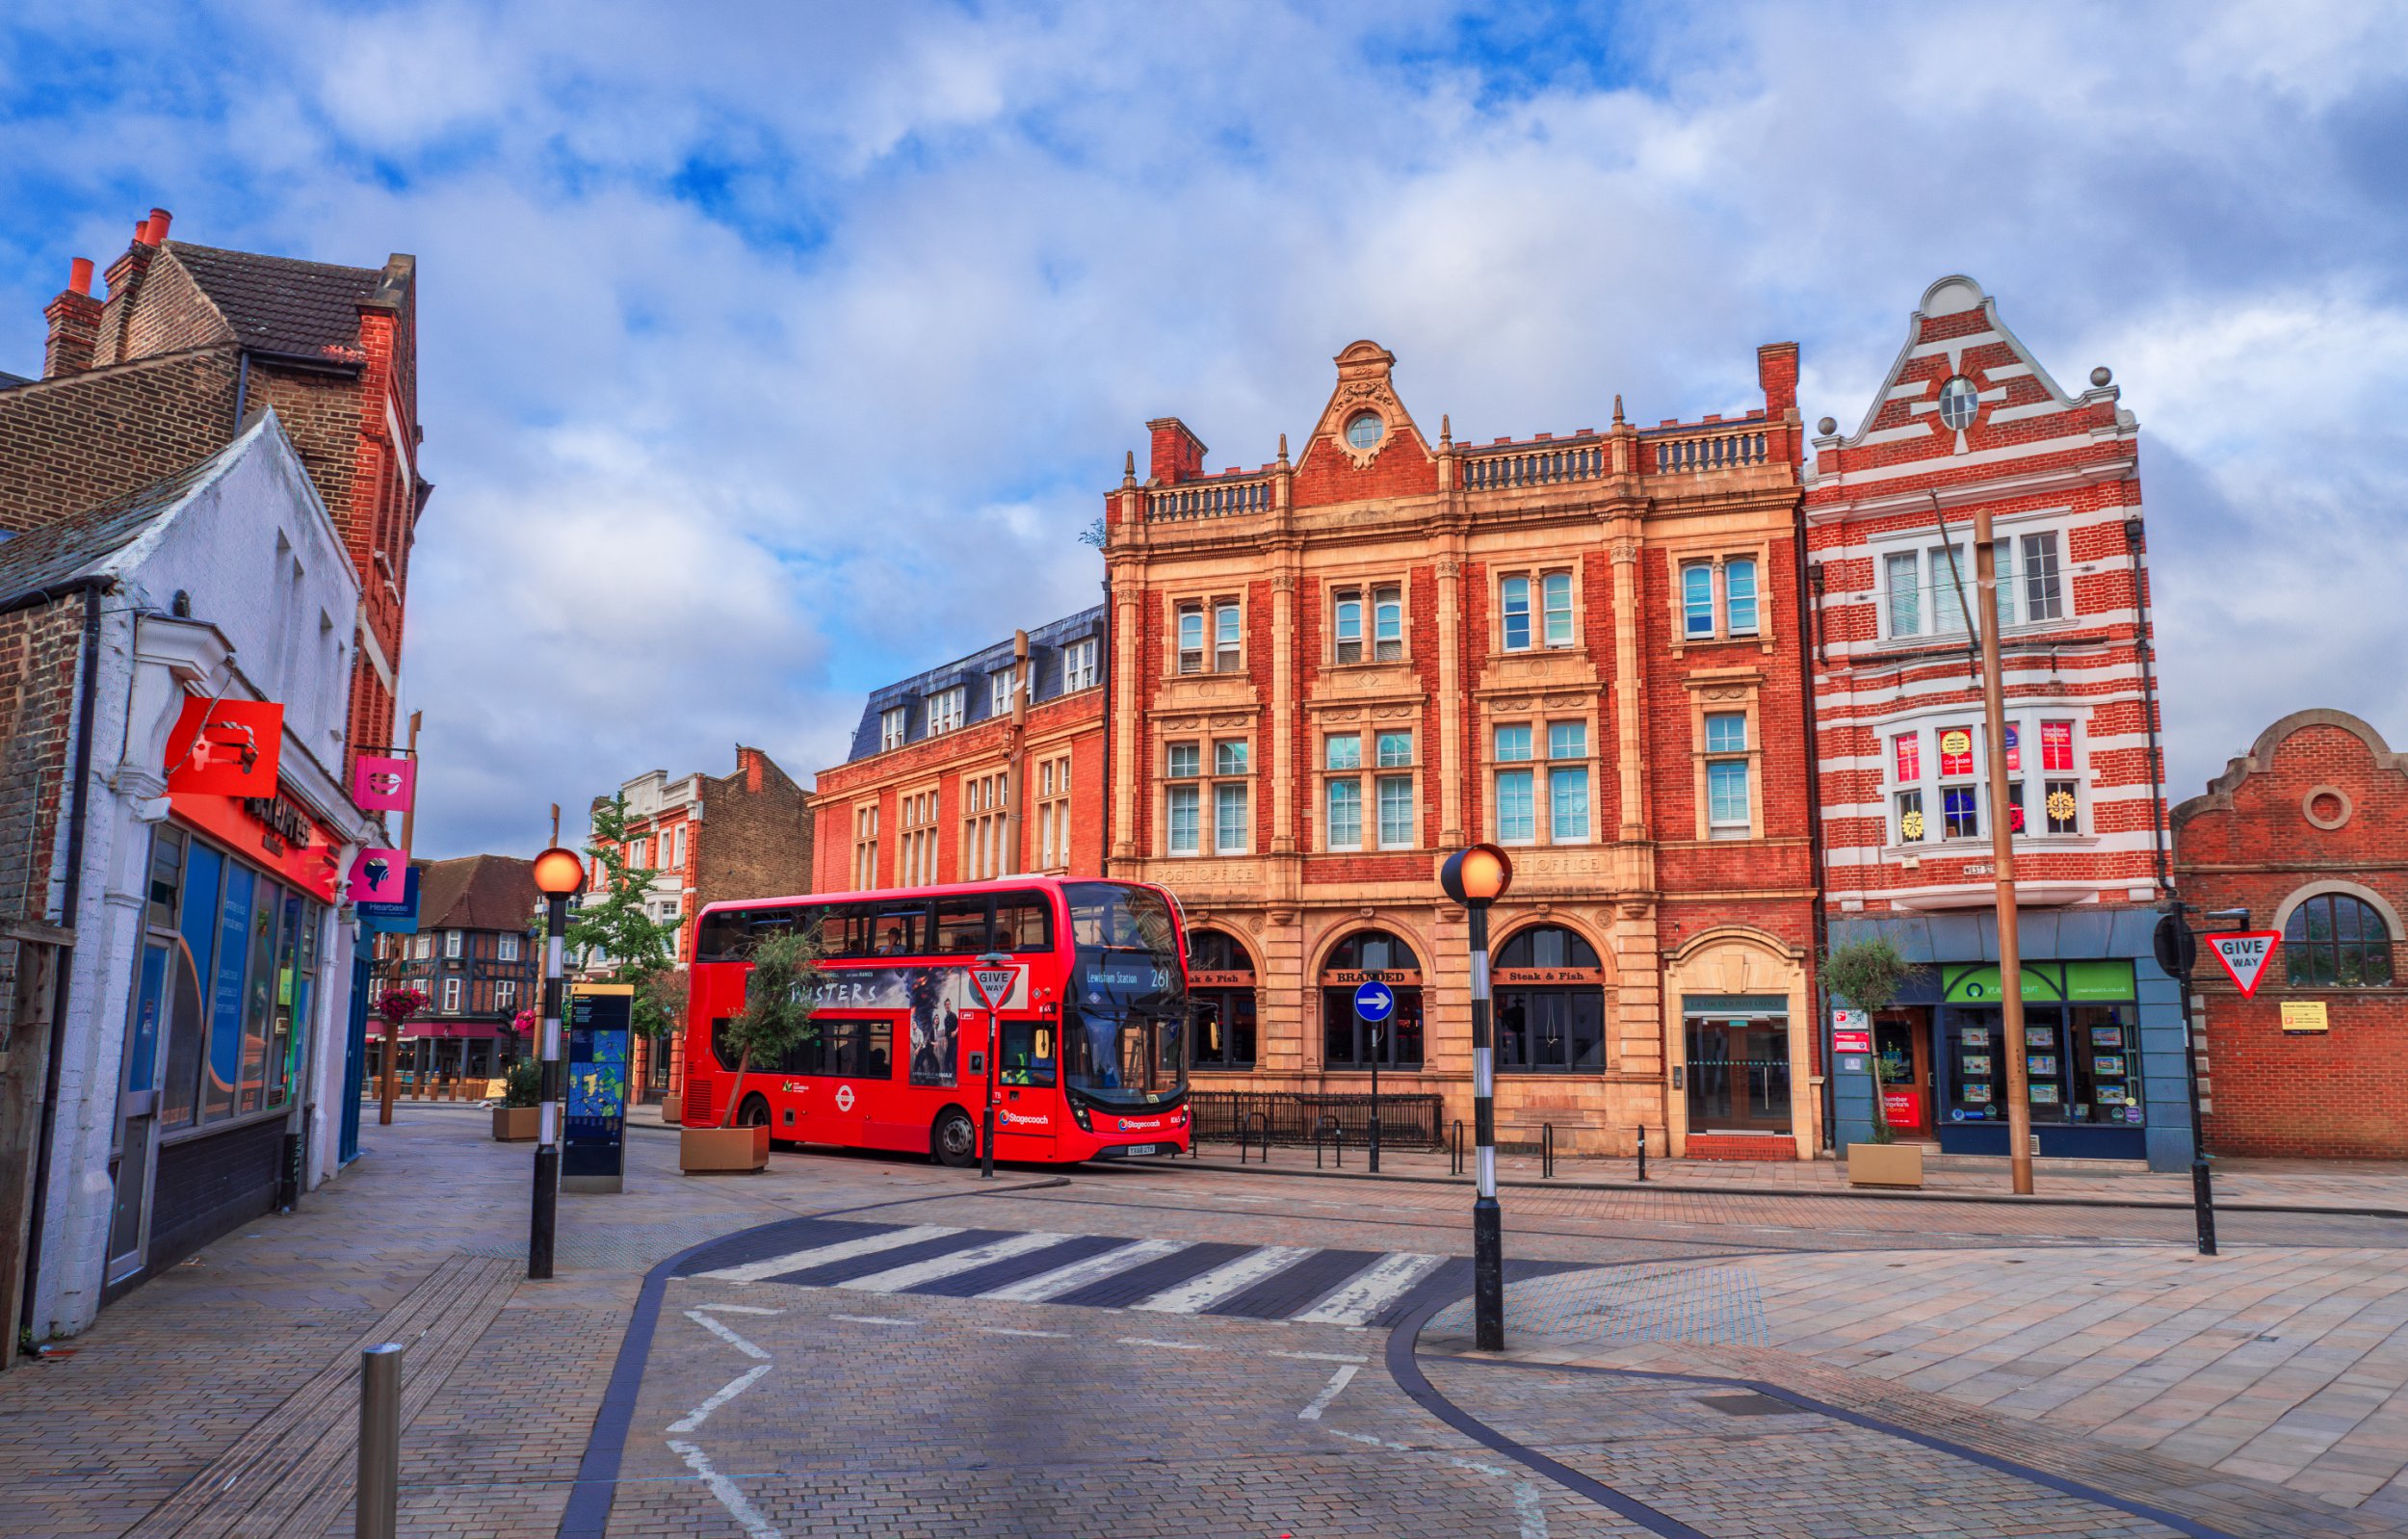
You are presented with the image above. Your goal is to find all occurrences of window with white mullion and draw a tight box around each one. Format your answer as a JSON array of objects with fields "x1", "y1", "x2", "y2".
[
  {"x1": 1882, "y1": 530, "x2": 2068, "y2": 640},
  {"x1": 1322, "y1": 731, "x2": 1363, "y2": 850},
  {"x1": 1888, "y1": 714, "x2": 2083, "y2": 847}
]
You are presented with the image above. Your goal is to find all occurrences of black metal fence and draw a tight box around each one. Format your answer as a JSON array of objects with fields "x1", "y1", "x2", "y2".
[{"x1": 1188, "y1": 1090, "x2": 1446, "y2": 1150}]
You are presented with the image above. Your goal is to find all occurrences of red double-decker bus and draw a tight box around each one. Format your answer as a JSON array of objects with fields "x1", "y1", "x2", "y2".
[{"x1": 681, "y1": 877, "x2": 1191, "y2": 1165}]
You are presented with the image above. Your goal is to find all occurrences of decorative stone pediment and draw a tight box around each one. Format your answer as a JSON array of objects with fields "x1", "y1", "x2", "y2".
[
  {"x1": 1151, "y1": 673, "x2": 1259, "y2": 716},
  {"x1": 1305, "y1": 663, "x2": 1424, "y2": 713},
  {"x1": 1476, "y1": 650, "x2": 1602, "y2": 699}
]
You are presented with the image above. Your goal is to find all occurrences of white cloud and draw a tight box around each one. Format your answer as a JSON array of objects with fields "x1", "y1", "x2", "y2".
[{"x1": 3, "y1": 0, "x2": 2403, "y2": 854}]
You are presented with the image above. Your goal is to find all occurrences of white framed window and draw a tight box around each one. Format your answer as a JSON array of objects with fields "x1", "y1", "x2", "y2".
[
  {"x1": 1376, "y1": 773, "x2": 1414, "y2": 848},
  {"x1": 1333, "y1": 588, "x2": 1364, "y2": 664},
  {"x1": 494, "y1": 980, "x2": 517, "y2": 1013},
  {"x1": 1372, "y1": 586, "x2": 1402, "y2": 662},
  {"x1": 1542, "y1": 571, "x2": 1574, "y2": 647},
  {"x1": 441, "y1": 977, "x2": 461, "y2": 1013},
  {"x1": 1705, "y1": 712, "x2": 1750, "y2": 839},
  {"x1": 1215, "y1": 601, "x2": 1242, "y2": 673},
  {"x1": 413, "y1": 933, "x2": 432, "y2": 960},
  {"x1": 1681, "y1": 557, "x2": 1760, "y2": 641},
  {"x1": 900, "y1": 789, "x2": 939, "y2": 884},
  {"x1": 1547, "y1": 721, "x2": 1590, "y2": 842},
  {"x1": 1888, "y1": 716, "x2": 2083, "y2": 845},
  {"x1": 991, "y1": 670, "x2": 1015, "y2": 717},
  {"x1": 879, "y1": 705, "x2": 907, "y2": 752},
  {"x1": 1062, "y1": 638, "x2": 1098, "y2": 692},
  {"x1": 1938, "y1": 375, "x2": 1980, "y2": 430},
  {"x1": 1166, "y1": 741, "x2": 1200, "y2": 855},
  {"x1": 1501, "y1": 576, "x2": 1531, "y2": 650},
  {"x1": 1884, "y1": 530, "x2": 2067, "y2": 640},
  {"x1": 962, "y1": 770, "x2": 1008, "y2": 879},
  {"x1": 1323, "y1": 734, "x2": 1362, "y2": 850},
  {"x1": 2019, "y1": 532, "x2": 2064, "y2": 622},
  {"x1": 1177, "y1": 604, "x2": 1206, "y2": 674},
  {"x1": 1215, "y1": 783, "x2": 1248, "y2": 853},
  {"x1": 445, "y1": 929, "x2": 462, "y2": 958},
  {"x1": 1036, "y1": 752, "x2": 1073, "y2": 868},
  {"x1": 852, "y1": 802, "x2": 880, "y2": 888},
  {"x1": 1500, "y1": 570, "x2": 1576, "y2": 652},
  {"x1": 927, "y1": 687, "x2": 965, "y2": 735},
  {"x1": 498, "y1": 934, "x2": 520, "y2": 962},
  {"x1": 1494, "y1": 723, "x2": 1535, "y2": 843}
]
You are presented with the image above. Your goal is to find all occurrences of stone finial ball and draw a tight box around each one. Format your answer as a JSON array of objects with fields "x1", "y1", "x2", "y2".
[
  {"x1": 1817, "y1": 416, "x2": 1837, "y2": 435},
  {"x1": 2090, "y1": 366, "x2": 2112, "y2": 387}
]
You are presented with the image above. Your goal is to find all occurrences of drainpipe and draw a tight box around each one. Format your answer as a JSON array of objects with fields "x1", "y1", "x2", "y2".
[
  {"x1": 21, "y1": 578, "x2": 108, "y2": 1342},
  {"x1": 1005, "y1": 629, "x2": 1029, "y2": 873},
  {"x1": 232, "y1": 351, "x2": 250, "y2": 434},
  {"x1": 2123, "y1": 516, "x2": 2171, "y2": 899}
]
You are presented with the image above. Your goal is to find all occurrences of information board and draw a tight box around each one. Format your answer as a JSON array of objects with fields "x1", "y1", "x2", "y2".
[{"x1": 563, "y1": 985, "x2": 632, "y2": 1192}]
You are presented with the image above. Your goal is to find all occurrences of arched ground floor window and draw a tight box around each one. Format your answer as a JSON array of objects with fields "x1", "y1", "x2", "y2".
[
  {"x1": 1321, "y1": 929, "x2": 1423, "y2": 1068},
  {"x1": 1187, "y1": 927, "x2": 1257, "y2": 1069},
  {"x1": 1493, "y1": 923, "x2": 1608, "y2": 1072}
]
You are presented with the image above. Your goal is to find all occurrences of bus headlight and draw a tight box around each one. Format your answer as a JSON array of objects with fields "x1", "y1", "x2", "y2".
[{"x1": 1070, "y1": 1102, "x2": 1092, "y2": 1133}]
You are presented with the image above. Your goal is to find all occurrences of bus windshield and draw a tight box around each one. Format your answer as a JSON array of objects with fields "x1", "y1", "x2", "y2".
[{"x1": 1061, "y1": 882, "x2": 1187, "y2": 1107}]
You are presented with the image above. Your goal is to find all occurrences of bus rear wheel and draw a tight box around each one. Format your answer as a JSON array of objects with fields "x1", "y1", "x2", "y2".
[
  {"x1": 736, "y1": 1095, "x2": 772, "y2": 1131},
  {"x1": 932, "y1": 1109, "x2": 978, "y2": 1168}
]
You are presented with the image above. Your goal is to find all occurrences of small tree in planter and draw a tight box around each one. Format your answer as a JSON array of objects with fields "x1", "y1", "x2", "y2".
[
  {"x1": 1821, "y1": 937, "x2": 1930, "y2": 1185},
  {"x1": 492, "y1": 1058, "x2": 544, "y2": 1141},
  {"x1": 684, "y1": 927, "x2": 824, "y2": 1172}
]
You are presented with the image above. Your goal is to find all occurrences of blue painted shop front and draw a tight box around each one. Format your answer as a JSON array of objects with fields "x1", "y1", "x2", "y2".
[{"x1": 1829, "y1": 909, "x2": 2194, "y2": 1172}]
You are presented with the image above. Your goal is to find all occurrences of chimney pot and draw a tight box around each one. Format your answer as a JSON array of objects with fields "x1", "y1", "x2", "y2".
[
  {"x1": 145, "y1": 208, "x2": 172, "y2": 245},
  {"x1": 69, "y1": 257, "x2": 93, "y2": 296}
]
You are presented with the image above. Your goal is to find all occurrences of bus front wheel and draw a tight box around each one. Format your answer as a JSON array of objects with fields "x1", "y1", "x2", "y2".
[{"x1": 932, "y1": 1109, "x2": 978, "y2": 1168}]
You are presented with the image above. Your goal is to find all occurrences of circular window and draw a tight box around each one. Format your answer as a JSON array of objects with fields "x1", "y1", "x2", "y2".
[
  {"x1": 2304, "y1": 786, "x2": 2353, "y2": 831},
  {"x1": 1345, "y1": 412, "x2": 1384, "y2": 451},
  {"x1": 1937, "y1": 377, "x2": 1979, "y2": 430}
]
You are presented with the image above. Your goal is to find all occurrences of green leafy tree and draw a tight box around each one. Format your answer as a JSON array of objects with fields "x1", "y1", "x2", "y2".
[
  {"x1": 563, "y1": 795, "x2": 682, "y2": 1039},
  {"x1": 1820, "y1": 938, "x2": 1928, "y2": 1146},
  {"x1": 720, "y1": 926, "x2": 825, "y2": 1128}
]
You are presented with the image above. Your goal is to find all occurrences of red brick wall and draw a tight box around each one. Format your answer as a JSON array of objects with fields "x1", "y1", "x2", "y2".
[
  {"x1": 2174, "y1": 713, "x2": 2408, "y2": 1158},
  {"x1": 0, "y1": 592, "x2": 91, "y2": 998},
  {"x1": 0, "y1": 349, "x2": 241, "y2": 534},
  {"x1": 697, "y1": 749, "x2": 815, "y2": 911}
]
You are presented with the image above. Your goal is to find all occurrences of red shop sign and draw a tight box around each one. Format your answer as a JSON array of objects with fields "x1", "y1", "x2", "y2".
[{"x1": 169, "y1": 783, "x2": 345, "y2": 902}]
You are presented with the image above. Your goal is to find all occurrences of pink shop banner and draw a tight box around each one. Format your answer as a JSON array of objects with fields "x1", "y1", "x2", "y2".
[
  {"x1": 352, "y1": 754, "x2": 416, "y2": 814},
  {"x1": 350, "y1": 848, "x2": 407, "y2": 904}
]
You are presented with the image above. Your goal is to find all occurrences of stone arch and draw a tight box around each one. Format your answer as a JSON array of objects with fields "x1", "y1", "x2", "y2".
[
  {"x1": 1304, "y1": 913, "x2": 1434, "y2": 980},
  {"x1": 1660, "y1": 925, "x2": 1813, "y2": 1160},
  {"x1": 1490, "y1": 913, "x2": 1620, "y2": 983},
  {"x1": 2272, "y1": 879, "x2": 2404, "y2": 943}
]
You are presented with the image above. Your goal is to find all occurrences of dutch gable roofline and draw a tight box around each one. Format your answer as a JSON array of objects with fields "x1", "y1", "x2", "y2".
[{"x1": 2170, "y1": 708, "x2": 2408, "y2": 830}]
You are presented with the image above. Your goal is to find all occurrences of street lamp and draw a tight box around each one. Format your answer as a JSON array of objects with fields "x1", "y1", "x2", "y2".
[
  {"x1": 528, "y1": 845, "x2": 586, "y2": 1280},
  {"x1": 1439, "y1": 842, "x2": 1513, "y2": 1351}
]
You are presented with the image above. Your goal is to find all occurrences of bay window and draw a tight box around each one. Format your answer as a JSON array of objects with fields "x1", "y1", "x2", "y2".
[{"x1": 1889, "y1": 717, "x2": 2084, "y2": 845}]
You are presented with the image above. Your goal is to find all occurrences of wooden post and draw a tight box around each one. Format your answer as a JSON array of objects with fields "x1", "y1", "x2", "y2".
[{"x1": 1974, "y1": 509, "x2": 2034, "y2": 1195}]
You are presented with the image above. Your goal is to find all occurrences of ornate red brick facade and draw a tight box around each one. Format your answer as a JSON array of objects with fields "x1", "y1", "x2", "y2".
[{"x1": 2173, "y1": 711, "x2": 2408, "y2": 1159}]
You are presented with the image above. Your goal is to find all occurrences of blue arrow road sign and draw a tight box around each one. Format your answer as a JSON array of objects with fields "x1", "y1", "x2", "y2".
[{"x1": 1353, "y1": 978, "x2": 1395, "y2": 1023}]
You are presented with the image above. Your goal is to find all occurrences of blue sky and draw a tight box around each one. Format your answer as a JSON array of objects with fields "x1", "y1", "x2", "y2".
[{"x1": 5, "y1": 1, "x2": 2405, "y2": 858}]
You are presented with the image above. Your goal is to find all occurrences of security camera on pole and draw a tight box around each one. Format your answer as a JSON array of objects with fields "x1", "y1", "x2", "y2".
[
  {"x1": 527, "y1": 844, "x2": 587, "y2": 1280},
  {"x1": 1439, "y1": 843, "x2": 1513, "y2": 1352}
]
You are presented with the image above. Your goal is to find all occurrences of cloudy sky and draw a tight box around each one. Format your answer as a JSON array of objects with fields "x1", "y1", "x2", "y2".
[{"x1": 5, "y1": 2, "x2": 2403, "y2": 858}]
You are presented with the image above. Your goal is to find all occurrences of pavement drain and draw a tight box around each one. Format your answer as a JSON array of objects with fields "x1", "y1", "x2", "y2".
[
  {"x1": 1430, "y1": 1262, "x2": 1772, "y2": 1349},
  {"x1": 460, "y1": 1215, "x2": 758, "y2": 1271}
]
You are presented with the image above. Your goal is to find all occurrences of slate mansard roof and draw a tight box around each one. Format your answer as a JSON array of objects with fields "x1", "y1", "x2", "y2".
[{"x1": 844, "y1": 605, "x2": 1107, "y2": 764}]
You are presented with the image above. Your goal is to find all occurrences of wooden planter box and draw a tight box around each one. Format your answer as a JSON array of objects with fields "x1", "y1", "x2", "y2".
[
  {"x1": 660, "y1": 1093, "x2": 682, "y2": 1127},
  {"x1": 492, "y1": 1106, "x2": 540, "y2": 1142},
  {"x1": 1846, "y1": 1140, "x2": 1925, "y2": 1188},
  {"x1": 681, "y1": 1125, "x2": 770, "y2": 1175}
]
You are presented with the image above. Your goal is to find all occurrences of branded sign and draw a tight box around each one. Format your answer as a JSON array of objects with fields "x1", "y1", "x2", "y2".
[
  {"x1": 240, "y1": 793, "x2": 316, "y2": 855},
  {"x1": 349, "y1": 847, "x2": 408, "y2": 904},
  {"x1": 1188, "y1": 969, "x2": 1255, "y2": 988},
  {"x1": 1491, "y1": 968, "x2": 1607, "y2": 985},
  {"x1": 350, "y1": 753, "x2": 416, "y2": 814},
  {"x1": 164, "y1": 696, "x2": 283, "y2": 796},
  {"x1": 1834, "y1": 1028, "x2": 1871, "y2": 1055},
  {"x1": 357, "y1": 865, "x2": 421, "y2": 934},
  {"x1": 1322, "y1": 968, "x2": 1423, "y2": 987},
  {"x1": 563, "y1": 986, "x2": 631, "y2": 1189},
  {"x1": 2207, "y1": 931, "x2": 2282, "y2": 999}
]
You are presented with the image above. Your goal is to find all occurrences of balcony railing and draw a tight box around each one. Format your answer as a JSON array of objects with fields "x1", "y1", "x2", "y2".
[
  {"x1": 1458, "y1": 436, "x2": 1607, "y2": 491},
  {"x1": 1148, "y1": 477, "x2": 1273, "y2": 522},
  {"x1": 1648, "y1": 425, "x2": 1769, "y2": 474}
]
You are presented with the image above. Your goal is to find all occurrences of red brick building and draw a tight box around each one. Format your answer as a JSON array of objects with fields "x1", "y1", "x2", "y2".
[
  {"x1": 2172, "y1": 710, "x2": 2407, "y2": 1158},
  {"x1": 1103, "y1": 340, "x2": 1819, "y2": 1157},
  {"x1": 811, "y1": 609, "x2": 1110, "y2": 894},
  {"x1": 5, "y1": 209, "x2": 425, "y2": 770},
  {"x1": 1807, "y1": 275, "x2": 2192, "y2": 1169},
  {"x1": 588, "y1": 746, "x2": 814, "y2": 1098}
]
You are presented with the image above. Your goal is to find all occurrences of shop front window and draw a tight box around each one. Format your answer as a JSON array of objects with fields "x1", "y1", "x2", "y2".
[
  {"x1": 1321, "y1": 930, "x2": 1423, "y2": 1068},
  {"x1": 1683, "y1": 1009, "x2": 1790, "y2": 1134},
  {"x1": 1494, "y1": 925, "x2": 1607, "y2": 1072},
  {"x1": 1187, "y1": 927, "x2": 1257, "y2": 1070}
]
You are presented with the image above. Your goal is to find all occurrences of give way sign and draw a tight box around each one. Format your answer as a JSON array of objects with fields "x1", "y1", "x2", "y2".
[
  {"x1": 969, "y1": 966, "x2": 1019, "y2": 1012},
  {"x1": 2208, "y1": 931, "x2": 2282, "y2": 998}
]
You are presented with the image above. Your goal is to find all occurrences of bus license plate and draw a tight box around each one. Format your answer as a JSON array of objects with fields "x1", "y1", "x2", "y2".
[{"x1": 1121, "y1": 1143, "x2": 1159, "y2": 1157}]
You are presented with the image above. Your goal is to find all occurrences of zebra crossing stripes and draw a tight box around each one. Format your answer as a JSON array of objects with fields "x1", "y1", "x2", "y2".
[{"x1": 683, "y1": 1220, "x2": 1460, "y2": 1328}]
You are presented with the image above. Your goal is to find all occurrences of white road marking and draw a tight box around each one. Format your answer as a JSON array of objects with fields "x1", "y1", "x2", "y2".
[
  {"x1": 667, "y1": 1364, "x2": 771, "y2": 1433},
  {"x1": 838, "y1": 1232, "x2": 1068, "y2": 1293},
  {"x1": 1515, "y1": 1480, "x2": 1553, "y2": 1539},
  {"x1": 684, "y1": 1310, "x2": 771, "y2": 1362},
  {"x1": 690, "y1": 1303, "x2": 783, "y2": 1317},
  {"x1": 829, "y1": 1313, "x2": 916, "y2": 1326},
  {"x1": 668, "y1": 1438, "x2": 784, "y2": 1539},
  {"x1": 1118, "y1": 1337, "x2": 1215, "y2": 1351},
  {"x1": 1322, "y1": 1424, "x2": 1537, "y2": 1531},
  {"x1": 979, "y1": 1239, "x2": 1187, "y2": 1302},
  {"x1": 1296, "y1": 1364, "x2": 1359, "y2": 1421},
  {"x1": 977, "y1": 1326, "x2": 1070, "y2": 1339},
  {"x1": 1130, "y1": 1245, "x2": 1312, "y2": 1314},
  {"x1": 1269, "y1": 1349, "x2": 1369, "y2": 1364},
  {"x1": 1293, "y1": 1252, "x2": 1446, "y2": 1325},
  {"x1": 698, "y1": 1225, "x2": 963, "y2": 1284}
]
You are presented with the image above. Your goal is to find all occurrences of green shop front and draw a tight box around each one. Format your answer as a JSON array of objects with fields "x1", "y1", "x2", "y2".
[{"x1": 1827, "y1": 911, "x2": 2194, "y2": 1170}]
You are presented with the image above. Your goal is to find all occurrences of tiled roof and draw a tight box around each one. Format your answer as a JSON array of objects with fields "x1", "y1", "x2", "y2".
[
  {"x1": 165, "y1": 242, "x2": 380, "y2": 364},
  {"x1": 413, "y1": 853, "x2": 539, "y2": 933},
  {"x1": 0, "y1": 441, "x2": 235, "y2": 610},
  {"x1": 845, "y1": 605, "x2": 1107, "y2": 763},
  {"x1": 0, "y1": 369, "x2": 32, "y2": 390}
]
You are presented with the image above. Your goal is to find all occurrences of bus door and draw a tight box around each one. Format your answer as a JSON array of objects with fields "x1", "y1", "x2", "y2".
[
  {"x1": 993, "y1": 1012, "x2": 1060, "y2": 1151},
  {"x1": 816, "y1": 1013, "x2": 892, "y2": 1147}
]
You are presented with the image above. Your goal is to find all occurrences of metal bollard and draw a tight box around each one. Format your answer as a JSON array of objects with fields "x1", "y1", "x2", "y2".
[
  {"x1": 1542, "y1": 1122, "x2": 1556, "y2": 1180},
  {"x1": 1452, "y1": 1118, "x2": 1465, "y2": 1177},
  {"x1": 1636, "y1": 1125, "x2": 1648, "y2": 1183},
  {"x1": 357, "y1": 1343, "x2": 403, "y2": 1539}
]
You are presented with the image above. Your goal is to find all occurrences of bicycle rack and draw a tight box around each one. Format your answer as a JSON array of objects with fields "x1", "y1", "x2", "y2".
[
  {"x1": 1240, "y1": 1111, "x2": 1269, "y2": 1164},
  {"x1": 1315, "y1": 1117, "x2": 1345, "y2": 1169}
]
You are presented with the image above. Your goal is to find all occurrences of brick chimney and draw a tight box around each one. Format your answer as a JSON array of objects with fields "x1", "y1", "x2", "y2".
[
  {"x1": 97, "y1": 209, "x2": 171, "y2": 366},
  {"x1": 1757, "y1": 341, "x2": 1800, "y2": 418},
  {"x1": 737, "y1": 745, "x2": 766, "y2": 794},
  {"x1": 42, "y1": 257, "x2": 101, "y2": 378},
  {"x1": 1146, "y1": 417, "x2": 1206, "y2": 485}
]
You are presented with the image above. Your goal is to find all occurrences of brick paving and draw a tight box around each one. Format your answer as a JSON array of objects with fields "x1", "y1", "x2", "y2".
[{"x1": 8, "y1": 1103, "x2": 2408, "y2": 1538}]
